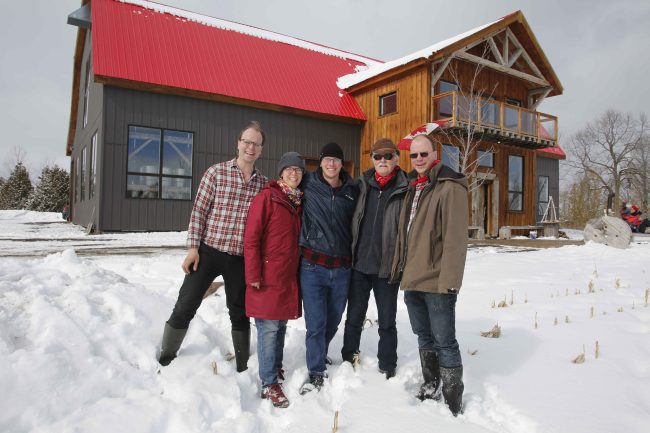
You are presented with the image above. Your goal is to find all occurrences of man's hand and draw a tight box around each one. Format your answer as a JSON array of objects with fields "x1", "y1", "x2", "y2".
[
  {"x1": 182, "y1": 248, "x2": 200, "y2": 274},
  {"x1": 250, "y1": 282, "x2": 260, "y2": 289}
]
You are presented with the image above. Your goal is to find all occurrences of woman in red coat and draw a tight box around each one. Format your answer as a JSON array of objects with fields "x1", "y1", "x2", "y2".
[{"x1": 244, "y1": 151, "x2": 304, "y2": 408}]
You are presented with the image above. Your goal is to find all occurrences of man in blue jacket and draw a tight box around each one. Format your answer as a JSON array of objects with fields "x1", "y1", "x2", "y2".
[{"x1": 298, "y1": 142, "x2": 357, "y2": 394}]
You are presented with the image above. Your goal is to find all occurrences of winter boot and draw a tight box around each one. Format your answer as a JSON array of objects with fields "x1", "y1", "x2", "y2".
[
  {"x1": 440, "y1": 366, "x2": 464, "y2": 416},
  {"x1": 416, "y1": 349, "x2": 441, "y2": 400},
  {"x1": 299, "y1": 374, "x2": 325, "y2": 395},
  {"x1": 231, "y1": 329, "x2": 250, "y2": 372},
  {"x1": 158, "y1": 322, "x2": 188, "y2": 366},
  {"x1": 261, "y1": 383, "x2": 290, "y2": 408}
]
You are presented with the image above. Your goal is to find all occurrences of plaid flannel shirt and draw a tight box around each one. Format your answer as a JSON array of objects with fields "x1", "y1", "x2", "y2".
[
  {"x1": 407, "y1": 180, "x2": 428, "y2": 234},
  {"x1": 187, "y1": 158, "x2": 267, "y2": 255}
]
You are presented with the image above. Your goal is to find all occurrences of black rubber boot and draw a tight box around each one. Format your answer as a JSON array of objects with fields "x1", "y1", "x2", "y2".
[
  {"x1": 158, "y1": 322, "x2": 188, "y2": 366},
  {"x1": 232, "y1": 329, "x2": 250, "y2": 372},
  {"x1": 416, "y1": 349, "x2": 441, "y2": 400},
  {"x1": 441, "y1": 366, "x2": 464, "y2": 416}
]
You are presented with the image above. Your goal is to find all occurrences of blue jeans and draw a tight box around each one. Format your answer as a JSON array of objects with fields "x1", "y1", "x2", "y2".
[
  {"x1": 300, "y1": 260, "x2": 351, "y2": 376},
  {"x1": 403, "y1": 291, "x2": 462, "y2": 368},
  {"x1": 342, "y1": 270, "x2": 399, "y2": 371},
  {"x1": 255, "y1": 318, "x2": 287, "y2": 386}
]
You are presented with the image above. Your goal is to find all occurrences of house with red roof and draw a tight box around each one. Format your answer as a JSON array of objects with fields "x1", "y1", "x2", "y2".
[{"x1": 66, "y1": 0, "x2": 564, "y2": 235}]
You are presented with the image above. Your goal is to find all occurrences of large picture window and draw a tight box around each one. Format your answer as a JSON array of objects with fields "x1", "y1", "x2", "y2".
[
  {"x1": 508, "y1": 155, "x2": 524, "y2": 211},
  {"x1": 442, "y1": 144, "x2": 460, "y2": 172},
  {"x1": 126, "y1": 126, "x2": 193, "y2": 200}
]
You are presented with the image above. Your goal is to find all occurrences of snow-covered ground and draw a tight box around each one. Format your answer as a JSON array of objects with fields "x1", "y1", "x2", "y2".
[{"x1": 0, "y1": 211, "x2": 648, "y2": 433}]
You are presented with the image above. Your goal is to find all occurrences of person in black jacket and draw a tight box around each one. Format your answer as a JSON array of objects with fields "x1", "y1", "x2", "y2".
[
  {"x1": 298, "y1": 142, "x2": 358, "y2": 394},
  {"x1": 341, "y1": 138, "x2": 408, "y2": 379}
]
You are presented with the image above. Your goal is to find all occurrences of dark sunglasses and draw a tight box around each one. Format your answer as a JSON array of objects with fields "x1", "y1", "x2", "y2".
[
  {"x1": 372, "y1": 152, "x2": 395, "y2": 161},
  {"x1": 409, "y1": 152, "x2": 429, "y2": 159}
]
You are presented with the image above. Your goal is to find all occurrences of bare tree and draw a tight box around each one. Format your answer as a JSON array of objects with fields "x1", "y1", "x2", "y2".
[
  {"x1": 566, "y1": 110, "x2": 645, "y2": 214},
  {"x1": 432, "y1": 44, "x2": 499, "y2": 193},
  {"x1": 627, "y1": 124, "x2": 650, "y2": 210},
  {"x1": 560, "y1": 171, "x2": 605, "y2": 228}
]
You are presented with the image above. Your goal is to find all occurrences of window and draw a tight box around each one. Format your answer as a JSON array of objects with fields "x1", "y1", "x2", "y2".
[
  {"x1": 90, "y1": 132, "x2": 97, "y2": 198},
  {"x1": 442, "y1": 144, "x2": 460, "y2": 172},
  {"x1": 379, "y1": 92, "x2": 397, "y2": 116},
  {"x1": 83, "y1": 60, "x2": 90, "y2": 128},
  {"x1": 477, "y1": 150, "x2": 494, "y2": 168},
  {"x1": 508, "y1": 155, "x2": 524, "y2": 211},
  {"x1": 439, "y1": 80, "x2": 459, "y2": 118},
  {"x1": 504, "y1": 97, "x2": 521, "y2": 131},
  {"x1": 80, "y1": 147, "x2": 86, "y2": 201},
  {"x1": 126, "y1": 126, "x2": 193, "y2": 200},
  {"x1": 538, "y1": 175, "x2": 549, "y2": 216},
  {"x1": 75, "y1": 157, "x2": 80, "y2": 203}
]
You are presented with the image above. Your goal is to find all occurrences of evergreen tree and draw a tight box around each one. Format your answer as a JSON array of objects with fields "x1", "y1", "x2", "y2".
[
  {"x1": 26, "y1": 165, "x2": 70, "y2": 212},
  {"x1": 0, "y1": 162, "x2": 33, "y2": 209}
]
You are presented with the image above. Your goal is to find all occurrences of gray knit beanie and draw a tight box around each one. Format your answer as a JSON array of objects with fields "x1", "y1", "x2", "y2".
[{"x1": 277, "y1": 151, "x2": 305, "y2": 177}]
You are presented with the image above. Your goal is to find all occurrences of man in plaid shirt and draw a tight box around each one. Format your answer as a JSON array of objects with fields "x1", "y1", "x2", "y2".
[{"x1": 158, "y1": 121, "x2": 268, "y2": 372}]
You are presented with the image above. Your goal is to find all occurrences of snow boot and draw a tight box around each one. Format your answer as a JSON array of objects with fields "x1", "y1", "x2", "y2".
[
  {"x1": 261, "y1": 383, "x2": 290, "y2": 408},
  {"x1": 416, "y1": 349, "x2": 441, "y2": 401},
  {"x1": 299, "y1": 374, "x2": 324, "y2": 395},
  {"x1": 441, "y1": 366, "x2": 464, "y2": 416},
  {"x1": 158, "y1": 322, "x2": 188, "y2": 366},
  {"x1": 232, "y1": 329, "x2": 250, "y2": 372}
]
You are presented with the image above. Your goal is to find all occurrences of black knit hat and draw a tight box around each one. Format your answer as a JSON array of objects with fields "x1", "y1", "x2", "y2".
[
  {"x1": 319, "y1": 142, "x2": 344, "y2": 162},
  {"x1": 277, "y1": 151, "x2": 305, "y2": 177}
]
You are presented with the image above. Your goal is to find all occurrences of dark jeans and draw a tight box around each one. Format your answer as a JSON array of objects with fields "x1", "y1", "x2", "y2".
[
  {"x1": 300, "y1": 260, "x2": 351, "y2": 376},
  {"x1": 342, "y1": 270, "x2": 399, "y2": 371},
  {"x1": 167, "y1": 243, "x2": 249, "y2": 331},
  {"x1": 404, "y1": 290, "x2": 461, "y2": 368}
]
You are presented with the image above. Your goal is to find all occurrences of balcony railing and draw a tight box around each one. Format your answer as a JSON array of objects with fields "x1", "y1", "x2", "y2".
[{"x1": 431, "y1": 91, "x2": 558, "y2": 144}]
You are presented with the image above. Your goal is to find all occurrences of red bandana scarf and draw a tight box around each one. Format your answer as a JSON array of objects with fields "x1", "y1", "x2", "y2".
[
  {"x1": 374, "y1": 166, "x2": 400, "y2": 189},
  {"x1": 411, "y1": 160, "x2": 441, "y2": 186}
]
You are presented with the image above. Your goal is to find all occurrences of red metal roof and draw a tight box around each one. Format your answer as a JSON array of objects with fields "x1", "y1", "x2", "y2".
[
  {"x1": 537, "y1": 146, "x2": 566, "y2": 159},
  {"x1": 92, "y1": 0, "x2": 377, "y2": 120}
]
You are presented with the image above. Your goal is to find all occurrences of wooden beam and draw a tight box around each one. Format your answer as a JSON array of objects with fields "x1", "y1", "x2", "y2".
[
  {"x1": 529, "y1": 87, "x2": 552, "y2": 110},
  {"x1": 487, "y1": 36, "x2": 505, "y2": 65},
  {"x1": 506, "y1": 28, "x2": 544, "y2": 79},
  {"x1": 507, "y1": 47, "x2": 523, "y2": 67},
  {"x1": 431, "y1": 55, "x2": 454, "y2": 92},
  {"x1": 455, "y1": 51, "x2": 550, "y2": 87}
]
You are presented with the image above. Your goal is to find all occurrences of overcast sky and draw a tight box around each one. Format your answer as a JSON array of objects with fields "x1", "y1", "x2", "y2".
[{"x1": 1, "y1": 0, "x2": 649, "y2": 179}]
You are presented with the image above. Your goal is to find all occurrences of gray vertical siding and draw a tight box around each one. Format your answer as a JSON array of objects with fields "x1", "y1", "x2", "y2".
[
  {"x1": 70, "y1": 32, "x2": 103, "y2": 230},
  {"x1": 536, "y1": 156, "x2": 560, "y2": 222},
  {"x1": 100, "y1": 86, "x2": 362, "y2": 232}
]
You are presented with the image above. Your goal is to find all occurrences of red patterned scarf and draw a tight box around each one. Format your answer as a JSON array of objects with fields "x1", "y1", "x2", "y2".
[
  {"x1": 411, "y1": 160, "x2": 440, "y2": 186},
  {"x1": 374, "y1": 166, "x2": 400, "y2": 189},
  {"x1": 277, "y1": 180, "x2": 303, "y2": 207}
]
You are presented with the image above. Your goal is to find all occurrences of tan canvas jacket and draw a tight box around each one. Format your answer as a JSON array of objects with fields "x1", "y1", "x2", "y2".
[{"x1": 390, "y1": 163, "x2": 469, "y2": 294}]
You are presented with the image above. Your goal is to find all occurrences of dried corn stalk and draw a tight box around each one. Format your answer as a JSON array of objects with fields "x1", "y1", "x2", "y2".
[{"x1": 480, "y1": 324, "x2": 501, "y2": 338}]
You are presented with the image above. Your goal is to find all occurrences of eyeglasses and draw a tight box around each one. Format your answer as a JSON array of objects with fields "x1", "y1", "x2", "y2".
[
  {"x1": 409, "y1": 152, "x2": 430, "y2": 159},
  {"x1": 322, "y1": 157, "x2": 342, "y2": 165},
  {"x1": 239, "y1": 138, "x2": 262, "y2": 148},
  {"x1": 283, "y1": 166, "x2": 303, "y2": 174},
  {"x1": 372, "y1": 152, "x2": 395, "y2": 161}
]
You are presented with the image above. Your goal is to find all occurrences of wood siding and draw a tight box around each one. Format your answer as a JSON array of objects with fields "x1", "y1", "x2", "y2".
[
  {"x1": 100, "y1": 86, "x2": 361, "y2": 232},
  {"x1": 352, "y1": 65, "x2": 430, "y2": 173}
]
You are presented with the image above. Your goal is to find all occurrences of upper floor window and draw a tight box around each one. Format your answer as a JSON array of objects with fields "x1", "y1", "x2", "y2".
[
  {"x1": 126, "y1": 126, "x2": 193, "y2": 200},
  {"x1": 477, "y1": 150, "x2": 494, "y2": 168},
  {"x1": 442, "y1": 144, "x2": 460, "y2": 172},
  {"x1": 439, "y1": 81, "x2": 459, "y2": 118},
  {"x1": 508, "y1": 155, "x2": 524, "y2": 211},
  {"x1": 379, "y1": 92, "x2": 397, "y2": 116},
  {"x1": 83, "y1": 60, "x2": 91, "y2": 128}
]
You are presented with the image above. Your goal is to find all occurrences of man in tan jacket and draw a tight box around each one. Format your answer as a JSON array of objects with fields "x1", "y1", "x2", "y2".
[{"x1": 391, "y1": 134, "x2": 468, "y2": 416}]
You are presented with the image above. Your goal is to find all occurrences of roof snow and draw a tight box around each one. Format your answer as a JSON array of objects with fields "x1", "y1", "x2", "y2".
[
  {"x1": 337, "y1": 18, "x2": 500, "y2": 89},
  {"x1": 118, "y1": 0, "x2": 382, "y2": 67}
]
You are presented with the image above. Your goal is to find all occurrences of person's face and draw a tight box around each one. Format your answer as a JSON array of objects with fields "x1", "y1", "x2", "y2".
[
  {"x1": 320, "y1": 156, "x2": 343, "y2": 182},
  {"x1": 409, "y1": 136, "x2": 436, "y2": 175},
  {"x1": 372, "y1": 148, "x2": 398, "y2": 177},
  {"x1": 237, "y1": 128, "x2": 264, "y2": 163},
  {"x1": 280, "y1": 166, "x2": 303, "y2": 189}
]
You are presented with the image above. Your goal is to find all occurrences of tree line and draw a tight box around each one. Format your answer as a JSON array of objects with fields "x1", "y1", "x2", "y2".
[
  {"x1": 0, "y1": 162, "x2": 69, "y2": 212},
  {"x1": 561, "y1": 109, "x2": 649, "y2": 228}
]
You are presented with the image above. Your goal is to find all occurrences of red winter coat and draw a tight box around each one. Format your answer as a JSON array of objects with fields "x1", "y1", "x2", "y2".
[{"x1": 244, "y1": 181, "x2": 302, "y2": 320}]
